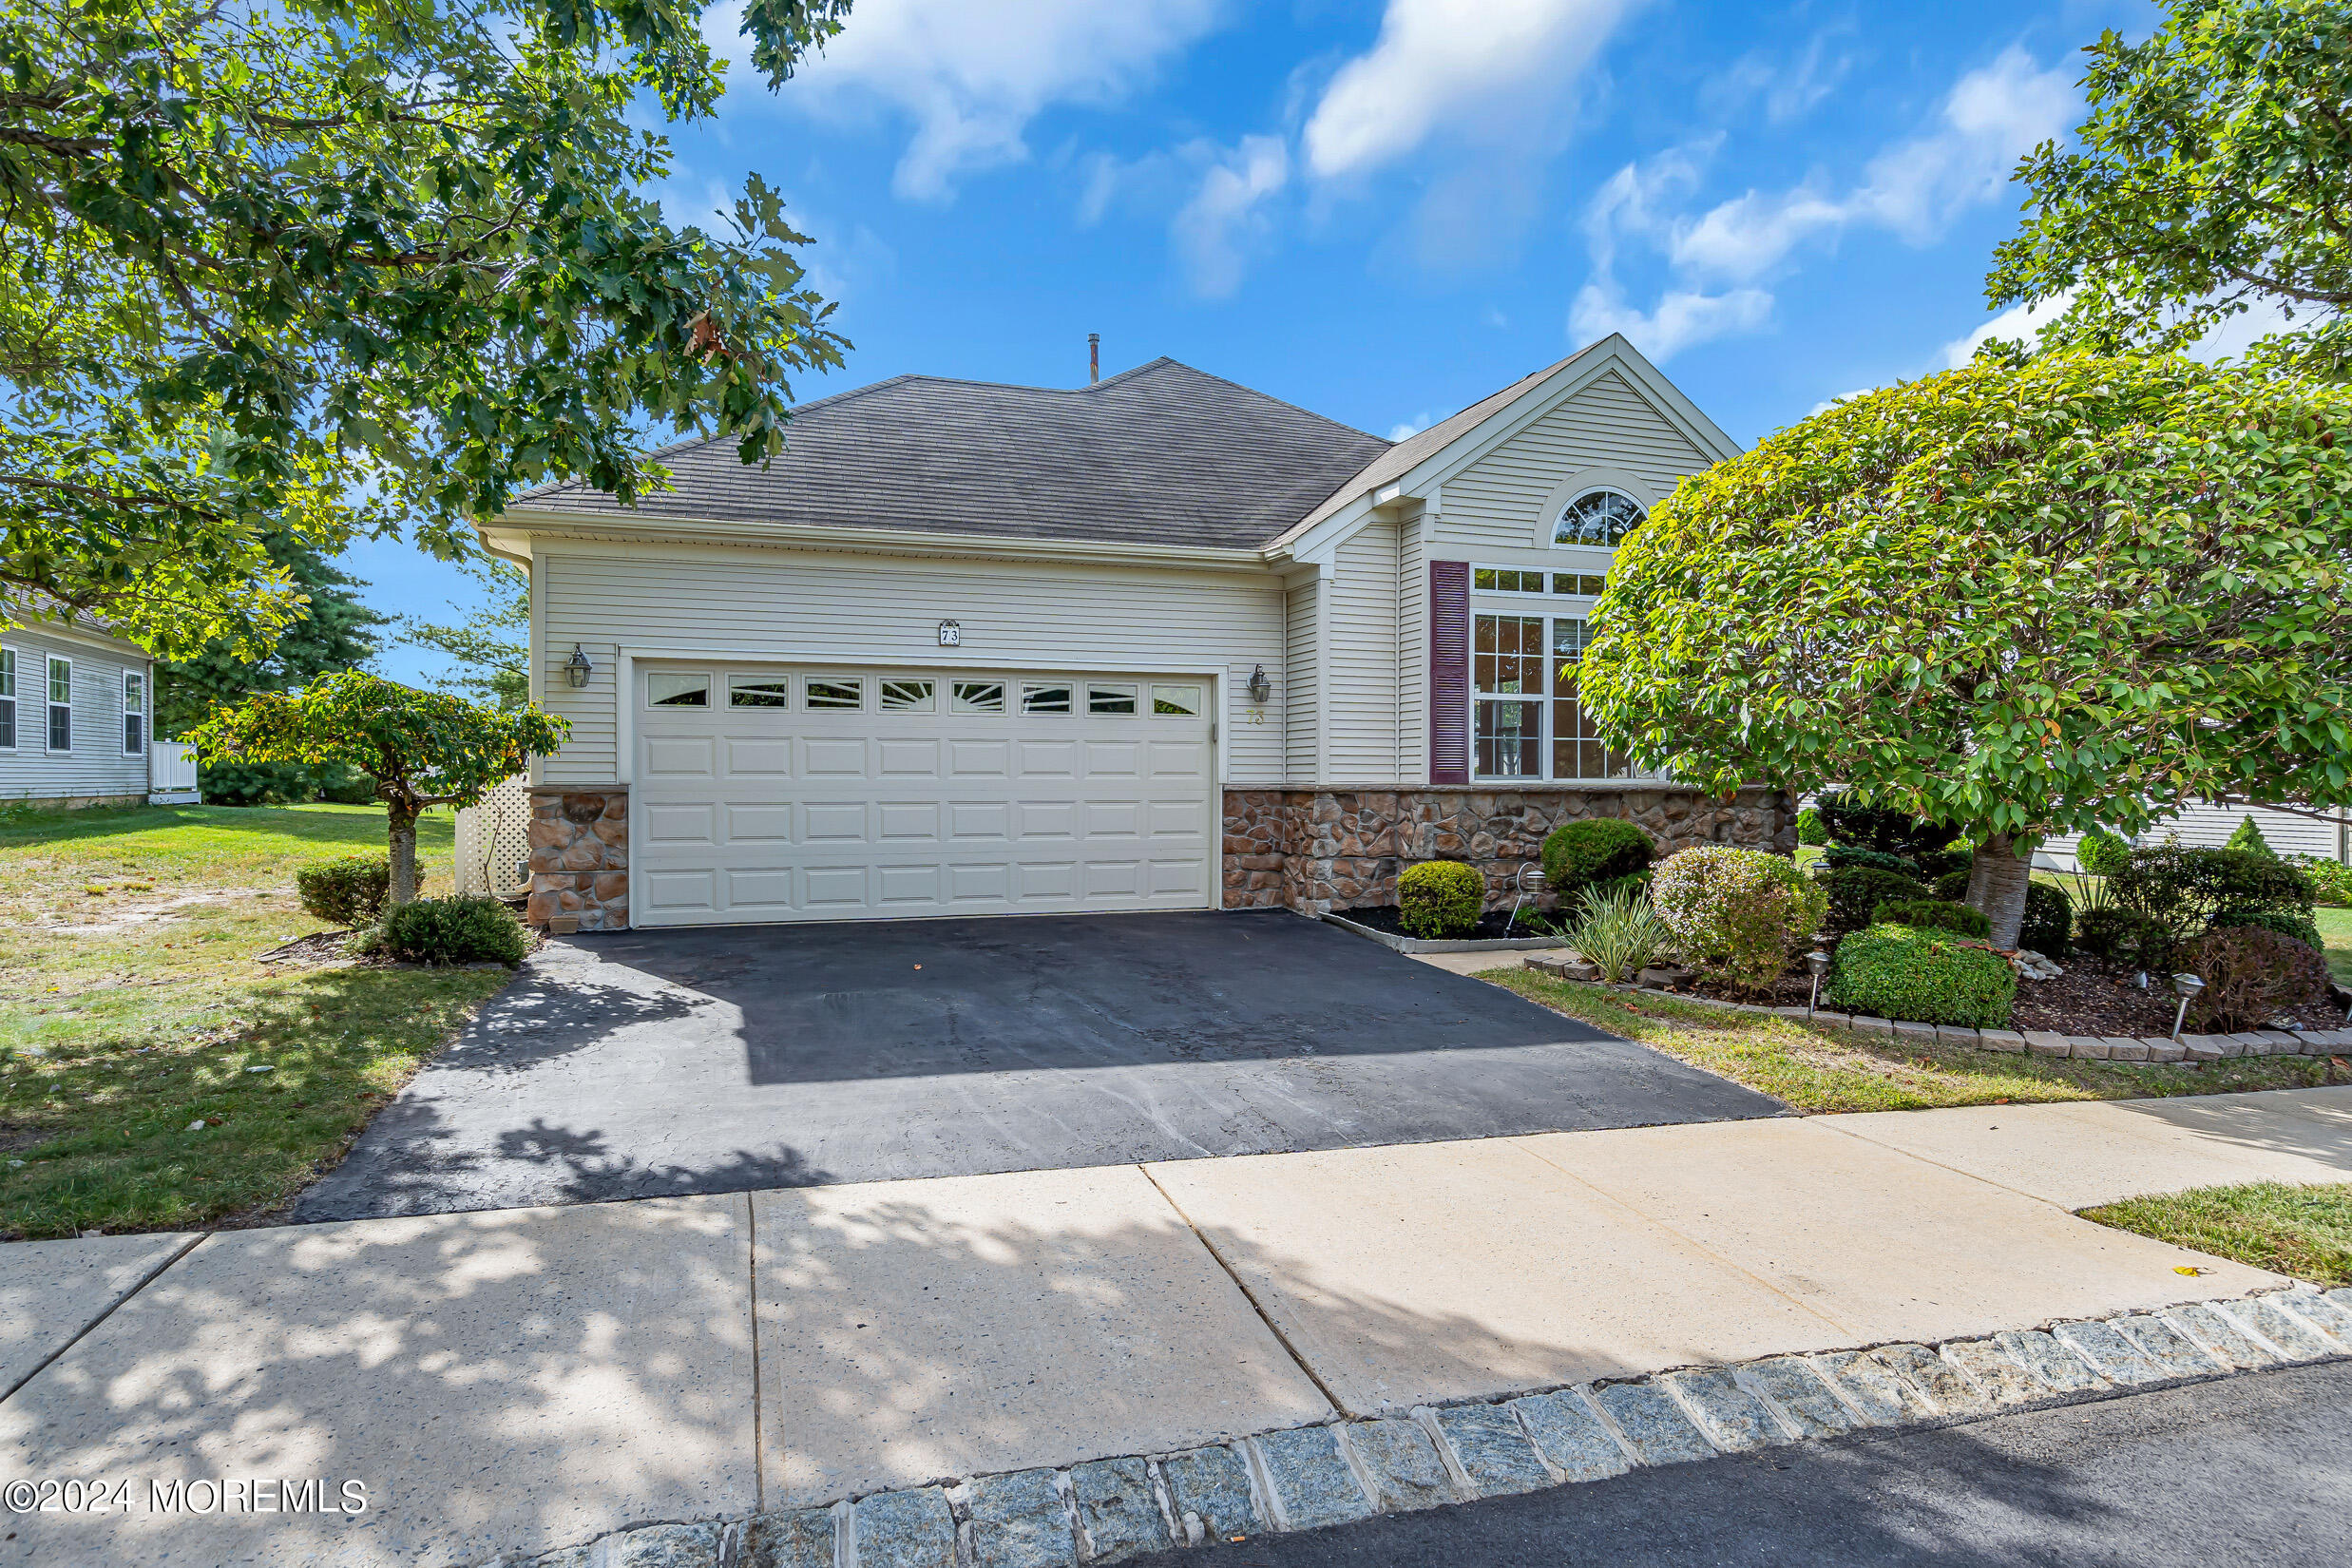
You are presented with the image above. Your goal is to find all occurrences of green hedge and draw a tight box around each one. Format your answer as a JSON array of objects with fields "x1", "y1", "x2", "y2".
[
  {"x1": 1826, "y1": 924, "x2": 2017, "y2": 1028},
  {"x1": 1872, "y1": 898, "x2": 1991, "y2": 940},
  {"x1": 376, "y1": 895, "x2": 530, "y2": 967},
  {"x1": 1823, "y1": 865, "x2": 1929, "y2": 935},
  {"x1": 2212, "y1": 907, "x2": 2324, "y2": 951},
  {"x1": 1795, "y1": 807, "x2": 1827, "y2": 846},
  {"x1": 1540, "y1": 818, "x2": 1654, "y2": 902},
  {"x1": 2077, "y1": 828, "x2": 2132, "y2": 877},
  {"x1": 2022, "y1": 880, "x2": 2072, "y2": 955},
  {"x1": 296, "y1": 854, "x2": 392, "y2": 926},
  {"x1": 2075, "y1": 906, "x2": 2173, "y2": 970},
  {"x1": 1399, "y1": 860, "x2": 1484, "y2": 940}
]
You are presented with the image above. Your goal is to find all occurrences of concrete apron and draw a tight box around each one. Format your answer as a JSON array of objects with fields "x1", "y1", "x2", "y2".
[{"x1": 6, "y1": 1093, "x2": 2351, "y2": 1568}]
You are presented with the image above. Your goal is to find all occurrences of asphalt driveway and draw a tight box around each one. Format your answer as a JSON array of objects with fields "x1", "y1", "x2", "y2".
[{"x1": 294, "y1": 909, "x2": 1783, "y2": 1221}]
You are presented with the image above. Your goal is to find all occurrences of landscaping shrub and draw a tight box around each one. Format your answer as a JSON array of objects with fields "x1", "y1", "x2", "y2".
[
  {"x1": 2290, "y1": 854, "x2": 2352, "y2": 908},
  {"x1": 1796, "y1": 806, "x2": 1828, "y2": 846},
  {"x1": 1814, "y1": 791, "x2": 1949, "y2": 861},
  {"x1": 296, "y1": 854, "x2": 392, "y2": 926},
  {"x1": 2112, "y1": 843, "x2": 2314, "y2": 945},
  {"x1": 1822, "y1": 865, "x2": 1929, "y2": 936},
  {"x1": 1826, "y1": 924, "x2": 2017, "y2": 1028},
  {"x1": 1821, "y1": 845, "x2": 1921, "y2": 877},
  {"x1": 2182, "y1": 925, "x2": 2330, "y2": 1033},
  {"x1": 2076, "y1": 828, "x2": 2132, "y2": 877},
  {"x1": 1399, "y1": 860, "x2": 1484, "y2": 941},
  {"x1": 1540, "y1": 818, "x2": 1655, "y2": 902},
  {"x1": 2225, "y1": 814, "x2": 2277, "y2": 858},
  {"x1": 2075, "y1": 906, "x2": 2173, "y2": 971},
  {"x1": 1650, "y1": 846, "x2": 1827, "y2": 993},
  {"x1": 1561, "y1": 881, "x2": 1676, "y2": 983},
  {"x1": 2211, "y1": 907, "x2": 2325, "y2": 952},
  {"x1": 318, "y1": 765, "x2": 380, "y2": 806},
  {"x1": 2021, "y1": 880, "x2": 2073, "y2": 956},
  {"x1": 1872, "y1": 898, "x2": 1991, "y2": 940},
  {"x1": 1931, "y1": 868, "x2": 1971, "y2": 902},
  {"x1": 374, "y1": 895, "x2": 530, "y2": 967}
]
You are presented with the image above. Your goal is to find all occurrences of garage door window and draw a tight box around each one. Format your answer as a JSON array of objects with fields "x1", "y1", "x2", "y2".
[
  {"x1": 1021, "y1": 682, "x2": 1072, "y2": 715},
  {"x1": 648, "y1": 672, "x2": 709, "y2": 707},
  {"x1": 729, "y1": 675, "x2": 791, "y2": 707},
  {"x1": 1087, "y1": 682, "x2": 1138, "y2": 716},
  {"x1": 952, "y1": 679, "x2": 1005, "y2": 714},
  {"x1": 805, "y1": 678, "x2": 864, "y2": 710},
  {"x1": 881, "y1": 679, "x2": 935, "y2": 712},
  {"x1": 1152, "y1": 683, "x2": 1201, "y2": 716}
]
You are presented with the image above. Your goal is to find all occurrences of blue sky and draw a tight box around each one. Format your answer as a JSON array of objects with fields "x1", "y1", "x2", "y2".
[{"x1": 362, "y1": 0, "x2": 2178, "y2": 684}]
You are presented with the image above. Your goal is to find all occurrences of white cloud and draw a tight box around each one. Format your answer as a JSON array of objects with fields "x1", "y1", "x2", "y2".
[
  {"x1": 1807, "y1": 387, "x2": 1873, "y2": 416},
  {"x1": 642, "y1": 173, "x2": 895, "y2": 304},
  {"x1": 1303, "y1": 0, "x2": 1642, "y2": 181},
  {"x1": 1708, "y1": 31, "x2": 1856, "y2": 126},
  {"x1": 1171, "y1": 137, "x2": 1290, "y2": 298},
  {"x1": 1569, "y1": 281, "x2": 1771, "y2": 362},
  {"x1": 1938, "y1": 292, "x2": 2074, "y2": 369},
  {"x1": 1387, "y1": 411, "x2": 1440, "y2": 441},
  {"x1": 1937, "y1": 289, "x2": 2309, "y2": 369},
  {"x1": 756, "y1": 0, "x2": 1225, "y2": 201}
]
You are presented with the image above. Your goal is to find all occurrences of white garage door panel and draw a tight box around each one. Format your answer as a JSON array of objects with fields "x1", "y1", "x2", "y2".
[{"x1": 633, "y1": 664, "x2": 1214, "y2": 926}]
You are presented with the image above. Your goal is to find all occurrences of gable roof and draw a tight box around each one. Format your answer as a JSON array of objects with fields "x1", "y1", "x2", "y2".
[{"x1": 514, "y1": 357, "x2": 1389, "y2": 552}]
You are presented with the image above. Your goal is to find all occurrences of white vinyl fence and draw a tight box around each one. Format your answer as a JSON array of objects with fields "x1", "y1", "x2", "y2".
[
  {"x1": 453, "y1": 775, "x2": 533, "y2": 899},
  {"x1": 147, "y1": 741, "x2": 200, "y2": 805},
  {"x1": 2038, "y1": 800, "x2": 2351, "y2": 872}
]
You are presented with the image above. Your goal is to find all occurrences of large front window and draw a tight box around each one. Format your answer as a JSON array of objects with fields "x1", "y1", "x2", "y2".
[{"x1": 1472, "y1": 612, "x2": 1632, "y2": 781}]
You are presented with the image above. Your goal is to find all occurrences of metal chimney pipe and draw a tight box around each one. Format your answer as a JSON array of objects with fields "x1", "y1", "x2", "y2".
[{"x1": 1088, "y1": 333, "x2": 1100, "y2": 384}]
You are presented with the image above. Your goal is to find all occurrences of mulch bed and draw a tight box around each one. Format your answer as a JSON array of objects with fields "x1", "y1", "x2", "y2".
[{"x1": 1335, "y1": 906, "x2": 1557, "y2": 942}]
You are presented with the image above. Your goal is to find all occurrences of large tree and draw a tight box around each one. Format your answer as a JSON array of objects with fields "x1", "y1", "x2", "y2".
[
  {"x1": 402, "y1": 564, "x2": 527, "y2": 710},
  {"x1": 1, "y1": 0, "x2": 851, "y2": 658},
  {"x1": 1581, "y1": 352, "x2": 2352, "y2": 949},
  {"x1": 1986, "y1": 0, "x2": 2350, "y2": 376}
]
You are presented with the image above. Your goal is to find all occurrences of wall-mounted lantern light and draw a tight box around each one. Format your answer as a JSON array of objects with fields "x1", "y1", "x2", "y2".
[
  {"x1": 564, "y1": 644, "x2": 594, "y2": 689},
  {"x1": 1247, "y1": 663, "x2": 1272, "y2": 702}
]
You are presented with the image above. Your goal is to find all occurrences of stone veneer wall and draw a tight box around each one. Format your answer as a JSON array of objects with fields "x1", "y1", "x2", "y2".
[
  {"x1": 1222, "y1": 784, "x2": 1797, "y2": 916},
  {"x1": 526, "y1": 785, "x2": 629, "y2": 931}
]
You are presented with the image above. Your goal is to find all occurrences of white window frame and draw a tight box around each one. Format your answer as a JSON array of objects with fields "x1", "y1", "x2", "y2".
[
  {"x1": 123, "y1": 669, "x2": 145, "y2": 755},
  {"x1": 0, "y1": 646, "x2": 15, "y2": 751},
  {"x1": 1464, "y1": 598, "x2": 1642, "y2": 784},
  {"x1": 1550, "y1": 486, "x2": 1648, "y2": 548},
  {"x1": 46, "y1": 654, "x2": 71, "y2": 754}
]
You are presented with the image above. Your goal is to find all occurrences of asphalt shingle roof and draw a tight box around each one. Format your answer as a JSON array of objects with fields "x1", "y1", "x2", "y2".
[{"x1": 518, "y1": 357, "x2": 1392, "y2": 551}]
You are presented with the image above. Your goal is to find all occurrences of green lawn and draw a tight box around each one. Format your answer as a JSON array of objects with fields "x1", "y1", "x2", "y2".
[
  {"x1": 2318, "y1": 906, "x2": 2352, "y2": 987},
  {"x1": 1488, "y1": 967, "x2": 2347, "y2": 1115},
  {"x1": 0, "y1": 804, "x2": 511, "y2": 1239},
  {"x1": 2082, "y1": 1182, "x2": 2352, "y2": 1287}
]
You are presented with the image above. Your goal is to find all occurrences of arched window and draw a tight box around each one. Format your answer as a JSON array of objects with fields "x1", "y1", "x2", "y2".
[{"x1": 1553, "y1": 488, "x2": 1645, "y2": 546}]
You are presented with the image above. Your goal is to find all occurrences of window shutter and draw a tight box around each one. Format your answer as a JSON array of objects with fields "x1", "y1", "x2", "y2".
[{"x1": 1429, "y1": 560, "x2": 1470, "y2": 785}]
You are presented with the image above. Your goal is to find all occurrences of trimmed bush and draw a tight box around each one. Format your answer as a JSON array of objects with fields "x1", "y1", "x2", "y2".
[
  {"x1": 296, "y1": 854, "x2": 392, "y2": 926},
  {"x1": 2076, "y1": 828, "x2": 2132, "y2": 877},
  {"x1": 1796, "y1": 806, "x2": 1828, "y2": 846},
  {"x1": 375, "y1": 895, "x2": 530, "y2": 967},
  {"x1": 2182, "y1": 925, "x2": 2330, "y2": 1032},
  {"x1": 2113, "y1": 843, "x2": 2314, "y2": 944},
  {"x1": 2075, "y1": 906, "x2": 2173, "y2": 970},
  {"x1": 1399, "y1": 860, "x2": 1484, "y2": 941},
  {"x1": 1822, "y1": 845, "x2": 1922, "y2": 877},
  {"x1": 1931, "y1": 868, "x2": 1972, "y2": 902},
  {"x1": 319, "y1": 765, "x2": 380, "y2": 806},
  {"x1": 1826, "y1": 924, "x2": 2017, "y2": 1028},
  {"x1": 2225, "y1": 814, "x2": 2277, "y2": 858},
  {"x1": 2212, "y1": 907, "x2": 2324, "y2": 951},
  {"x1": 2021, "y1": 880, "x2": 2072, "y2": 956},
  {"x1": 1822, "y1": 865, "x2": 1929, "y2": 936},
  {"x1": 1650, "y1": 846, "x2": 1827, "y2": 993},
  {"x1": 1540, "y1": 818, "x2": 1655, "y2": 902},
  {"x1": 1872, "y1": 898, "x2": 1992, "y2": 940}
]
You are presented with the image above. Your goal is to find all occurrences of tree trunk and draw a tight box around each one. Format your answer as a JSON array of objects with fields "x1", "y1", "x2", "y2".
[
  {"x1": 1968, "y1": 831, "x2": 2034, "y2": 950},
  {"x1": 388, "y1": 798, "x2": 421, "y2": 906}
]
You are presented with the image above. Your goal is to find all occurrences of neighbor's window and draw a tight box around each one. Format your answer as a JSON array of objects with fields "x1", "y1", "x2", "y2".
[
  {"x1": 1087, "y1": 682, "x2": 1138, "y2": 716},
  {"x1": 647, "y1": 671, "x2": 710, "y2": 707},
  {"x1": 952, "y1": 679, "x2": 1005, "y2": 714},
  {"x1": 47, "y1": 656, "x2": 70, "y2": 751},
  {"x1": 804, "y1": 678, "x2": 864, "y2": 711},
  {"x1": 123, "y1": 671, "x2": 145, "y2": 755},
  {"x1": 728, "y1": 675, "x2": 792, "y2": 708},
  {"x1": 0, "y1": 648, "x2": 14, "y2": 749},
  {"x1": 881, "y1": 679, "x2": 936, "y2": 713},
  {"x1": 1152, "y1": 683, "x2": 1202, "y2": 717},
  {"x1": 1552, "y1": 488, "x2": 1645, "y2": 546},
  {"x1": 1021, "y1": 682, "x2": 1073, "y2": 715}
]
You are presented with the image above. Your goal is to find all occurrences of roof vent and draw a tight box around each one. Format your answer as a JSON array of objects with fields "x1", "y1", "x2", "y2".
[{"x1": 1088, "y1": 333, "x2": 1100, "y2": 384}]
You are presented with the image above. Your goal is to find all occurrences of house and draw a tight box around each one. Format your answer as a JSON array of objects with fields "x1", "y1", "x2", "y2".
[
  {"x1": 486, "y1": 334, "x2": 1796, "y2": 931},
  {"x1": 0, "y1": 609, "x2": 169, "y2": 810}
]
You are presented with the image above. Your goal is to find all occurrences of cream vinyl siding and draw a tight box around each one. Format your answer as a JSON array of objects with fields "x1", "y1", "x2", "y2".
[
  {"x1": 0, "y1": 623, "x2": 151, "y2": 800},
  {"x1": 1397, "y1": 513, "x2": 1427, "y2": 781},
  {"x1": 1282, "y1": 580, "x2": 1320, "y2": 781},
  {"x1": 1326, "y1": 522, "x2": 1399, "y2": 779},
  {"x1": 535, "y1": 545, "x2": 1285, "y2": 785},
  {"x1": 1433, "y1": 369, "x2": 1711, "y2": 553}
]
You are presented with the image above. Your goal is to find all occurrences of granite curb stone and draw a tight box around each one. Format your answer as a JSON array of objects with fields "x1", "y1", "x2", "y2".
[
  {"x1": 1506, "y1": 1390, "x2": 1633, "y2": 1482},
  {"x1": 1736, "y1": 1356, "x2": 1865, "y2": 1436},
  {"x1": 959, "y1": 1468, "x2": 1077, "y2": 1568},
  {"x1": 1067, "y1": 1458, "x2": 1170, "y2": 1564},
  {"x1": 1343, "y1": 1419, "x2": 1456, "y2": 1513},
  {"x1": 1661, "y1": 1367, "x2": 1790, "y2": 1452},
  {"x1": 1250, "y1": 1425, "x2": 1376, "y2": 1533}
]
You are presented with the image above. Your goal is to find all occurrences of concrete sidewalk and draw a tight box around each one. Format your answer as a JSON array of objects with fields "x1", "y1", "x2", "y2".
[{"x1": 6, "y1": 1090, "x2": 2350, "y2": 1567}]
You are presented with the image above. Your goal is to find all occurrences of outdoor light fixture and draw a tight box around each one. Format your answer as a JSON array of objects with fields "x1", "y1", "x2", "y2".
[
  {"x1": 1806, "y1": 949, "x2": 1831, "y2": 1017},
  {"x1": 1247, "y1": 663, "x2": 1272, "y2": 703},
  {"x1": 2170, "y1": 972, "x2": 2205, "y2": 1042},
  {"x1": 564, "y1": 644, "x2": 593, "y2": 689}
]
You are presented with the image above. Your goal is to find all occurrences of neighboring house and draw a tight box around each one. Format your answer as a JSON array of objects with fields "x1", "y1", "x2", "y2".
[
  {"x1": 487, "y1": 334, "x2": 1795, "y2": 931},
  {"x1": 0, "y1": 611, "x2": 160, "y2": 810},
  {"x1": 2041, "y1": 803, "x2": 2351, "y2": 872}
]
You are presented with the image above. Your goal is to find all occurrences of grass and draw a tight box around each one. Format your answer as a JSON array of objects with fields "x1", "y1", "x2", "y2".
[
  {"x1": 0, "y1": 803, "x2": 512, "y2": 1239},
  {"x1": 2082, "y1": 1183, "x2": 2352, "y2": 1287},
  {"x1": 2318, "y1": 906, "x2": 2352, "y2": 987},
  {"x1": 1488, "y1": 967, "x2": 2350, "y2": 1115}
]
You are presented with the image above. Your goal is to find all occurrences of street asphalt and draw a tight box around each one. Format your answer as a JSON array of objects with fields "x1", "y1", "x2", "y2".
[
  {"x1": 1137, "y1": 1360, "x2": 2352, "y2": 1567},
  {"x1": 294, "y1": 909, "x2": 1782, "y2": 1219}
]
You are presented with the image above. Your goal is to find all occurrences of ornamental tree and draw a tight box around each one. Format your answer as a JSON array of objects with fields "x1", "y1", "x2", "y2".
[
  {"x1": 1580, "y1": 352, "x2": 2352, "y2": 950},
  {"x1": 1, "y1": 0, "x2": 851, "y2": 657},
  {"x1": 1987, "y1": 0, "x2": 2352, "y2": 377},
  {"x1": 191, "y1": 672, "x2": 567, "y2": 905}
]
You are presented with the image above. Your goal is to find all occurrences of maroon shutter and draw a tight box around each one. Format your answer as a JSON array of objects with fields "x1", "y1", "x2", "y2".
[{"x1": 1429, "y1": 560, "x2": 1470, "y2": 785}]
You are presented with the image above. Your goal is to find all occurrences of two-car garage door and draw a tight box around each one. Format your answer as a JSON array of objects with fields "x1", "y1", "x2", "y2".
[{"x1": 632, "y1": 663, "x2": 1215, "y2": 927}]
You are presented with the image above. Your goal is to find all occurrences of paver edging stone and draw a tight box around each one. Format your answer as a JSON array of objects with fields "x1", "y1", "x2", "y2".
[{"x1": 485, "y1": 1286, "x2": 2352, "y2": 1568}]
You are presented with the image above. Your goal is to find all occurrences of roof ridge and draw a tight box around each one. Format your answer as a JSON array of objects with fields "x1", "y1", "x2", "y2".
[{"x1": 1142, "y1": 359, "x2": 1388, "y2": 445}]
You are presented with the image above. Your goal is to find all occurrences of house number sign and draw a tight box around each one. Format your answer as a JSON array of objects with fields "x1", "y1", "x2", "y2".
[{"x1": 937, "y1": 620, "x2": 961, "y2": 646}]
